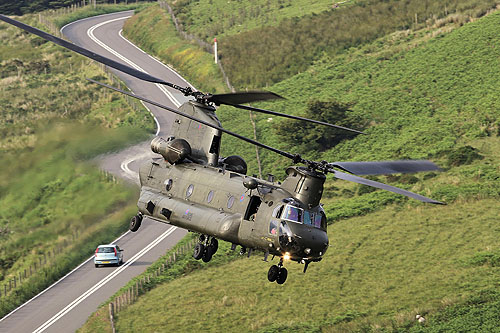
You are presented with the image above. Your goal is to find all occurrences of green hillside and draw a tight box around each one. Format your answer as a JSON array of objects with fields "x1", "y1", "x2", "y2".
[
  {"x1": 165, "y1": 0, "x2": 499, "y2": 88},
  {"x1": 82, "y1": 5, "x2": 500, "y2": 332},
  {"x1": 0, "y1": 12, "x2": 154, "y2": 317}
]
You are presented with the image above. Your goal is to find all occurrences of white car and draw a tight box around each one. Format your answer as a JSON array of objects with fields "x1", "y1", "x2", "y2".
[{"x1": 94, "y1": 244, "x2": 123, "y2": 267}]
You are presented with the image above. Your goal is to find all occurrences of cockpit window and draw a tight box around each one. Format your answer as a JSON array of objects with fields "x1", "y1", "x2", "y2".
[
  {"x1": 314, "y1": 213, "x2": 322, "y2": 228},
  {"x1": 303, "y1": 210, "x2": 313, "y2": 226},
  {"x1": 283, "y1": 205, "x2": 302, "y2": 222}
]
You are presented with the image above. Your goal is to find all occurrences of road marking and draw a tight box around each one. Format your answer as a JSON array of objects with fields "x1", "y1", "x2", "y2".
[
  {"x1": 118, "y1": 29, "x2": 196, "y2": 90},
  {"x1": 120, "y1": 152, "x2": 152, "y2": 180},
  {"x1": 33, "y1": 226, "x2": 177, "y2": 333},
  {"x1": 0, "y1": 231, "x2": 130, "y2": 324},
  {"x1": 87, "y1": 16, "x2": 181, "y2": 108}
]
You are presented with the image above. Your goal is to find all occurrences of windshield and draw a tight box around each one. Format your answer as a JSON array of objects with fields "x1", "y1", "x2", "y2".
[
  {"x1": 97, "y1": 247, "x2": 115, "y2": 253},
  {"x1": 278, "y1": 204, "x2": 326, "y2": 229},
  {"x1": 283, "y1": 205, "x2": 302, "y2": 222}
]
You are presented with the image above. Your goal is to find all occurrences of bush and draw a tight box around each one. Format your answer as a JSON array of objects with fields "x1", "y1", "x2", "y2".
[
  {"x1": 273, "y1": 99, "x2": 362, "y2": 152},
  {"x1": 447, "y1": 145, "x2": 483, "y2": 167}
]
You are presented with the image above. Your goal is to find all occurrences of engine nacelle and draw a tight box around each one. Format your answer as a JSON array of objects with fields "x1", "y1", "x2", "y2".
[{"x1": 151, "y1": 137, "x2": 191, "y2": 164}]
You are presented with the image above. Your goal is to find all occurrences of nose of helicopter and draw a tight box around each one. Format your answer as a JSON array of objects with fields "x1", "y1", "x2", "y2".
[{"x1": 278, "y1": 221, "x2": 329, "y2": 259}]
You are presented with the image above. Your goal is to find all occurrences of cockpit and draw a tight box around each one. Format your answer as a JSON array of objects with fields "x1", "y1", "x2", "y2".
[{"x1": 272, "y1": 202, "x2": 326, "y2": 230}]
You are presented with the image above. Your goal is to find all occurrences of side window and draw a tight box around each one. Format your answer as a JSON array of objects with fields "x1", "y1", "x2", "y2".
[
  {"x1": 269, "y1": 220, "x2": 278, "y2": 235},
  {"x1": 314, "y1": 212, "x2": 326, "y2": 229},
  {"x1": 186, "y1": 184, "x2": 194, "y2": 198},
  {"x1": 227, "y1": 196, "x2": 235, "y2": 209},
  {"x1": 207, "y1": 190, "x2": 214, "y2": 203}
]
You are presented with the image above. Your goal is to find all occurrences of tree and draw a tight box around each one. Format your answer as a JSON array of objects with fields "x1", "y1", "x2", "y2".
[{"x1": 273, "y1": 99, "x2": 362, "y2": 152}]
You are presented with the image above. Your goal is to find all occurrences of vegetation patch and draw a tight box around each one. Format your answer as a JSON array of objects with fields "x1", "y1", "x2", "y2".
[
  {"x1": 122, "y1": 5, "x2": 226, "y2": 94},
  {"x1": 0, "y1": 12, "x2": 155, "y2": 317}
]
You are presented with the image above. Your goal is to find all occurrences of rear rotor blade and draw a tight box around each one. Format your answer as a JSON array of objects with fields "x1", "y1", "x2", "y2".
[
  {"x1": 332, "y1": 170, "x2": 444, "y2": 204},
  {"x1": 207, "y1": 91, "x2": 284, "y2": 105},
  {"x1": 0, "y1": 14, "x2": 186, "y2": 90},
  {"x1": 222, "y1": 102, "x2": 366, "y2": 135},
  {"x1": 330, "y1": 160, "x2": 440, "y2": 175}
]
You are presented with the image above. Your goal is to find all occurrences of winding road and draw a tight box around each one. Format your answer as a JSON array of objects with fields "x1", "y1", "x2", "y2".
[{"x1": 0, "y1": 11, "x2": 190, "y2": 332}]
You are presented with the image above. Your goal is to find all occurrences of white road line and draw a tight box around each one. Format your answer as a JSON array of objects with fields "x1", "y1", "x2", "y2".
[
  {"x1": 87, "y1": 16, "x2": 181, "y2": 108},
  {"x1": 118, "y1": 29, "x2": 196, "y2": 90},
  {"x1": 120, "y1": 152, "x2": 152, "y2": 180},
  {"x1": 33, "y1": 226, "x2": 177, "y2": 333},
  {"x1": 0, "y1": 231, "x2": 130, "y2": 324}
]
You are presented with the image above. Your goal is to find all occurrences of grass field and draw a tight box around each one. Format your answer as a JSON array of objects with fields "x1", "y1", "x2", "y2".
[
  {"x1": 76, "y1": 4, "x2": 500, "y2": 331},
  {"x1": 111, "y1": 198, "x2": 499, "y2": 332}
]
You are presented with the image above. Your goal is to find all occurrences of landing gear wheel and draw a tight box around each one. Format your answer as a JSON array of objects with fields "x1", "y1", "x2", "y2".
[
  {"x1": 209, "y1": 238, "x2": 218, "y2": 255},
  {"x1": 276, "y1": 267, "x2": 288, "y2": 285},
  {"x1": 129, "y1": 214, "x2": 143, "y2": 232},
  {"x1": 268, "y1": 265, "x2": 279, "y2": 282},
  {"x1": 202, "y1": 246, "x2": 213, "y2": 263},
  {"x1": 193, "y1": 243, "x2": 205, "y2": 260}
]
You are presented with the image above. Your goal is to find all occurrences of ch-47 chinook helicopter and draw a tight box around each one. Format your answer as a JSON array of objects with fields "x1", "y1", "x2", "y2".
[{"x1": 1, "y1": 14, "x2": 444, "y2": 284}]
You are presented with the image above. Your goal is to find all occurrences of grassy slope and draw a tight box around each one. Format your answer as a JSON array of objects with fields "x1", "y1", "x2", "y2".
[
  {"x1": 0, "y1": 11, "x2": 155, "y2": 317},
  {"x1": 122, "y1": 5, "x2": 226, "y2": 94},
  {"x1": 167, "y1": 0, "x2": 342, "y2": 40},
  {"x1": 113, "y1": 199, "x2": 499, "y2": 332},
  {"x1": 98, "y1": 8, "x2": 500, "y2": 332},
  {"x1": 218, "y1": 10, "x2": 500, "y2": 203},
  {"x1": 169, "y1": 0, "x2": 499, "y2": 88}
]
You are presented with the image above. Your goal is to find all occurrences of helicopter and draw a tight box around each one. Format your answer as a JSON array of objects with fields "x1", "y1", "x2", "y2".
[{"x1": 0, "y1": 14, "x2": 444, "y2": 284}]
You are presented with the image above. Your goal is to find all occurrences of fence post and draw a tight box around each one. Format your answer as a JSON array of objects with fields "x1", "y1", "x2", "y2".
[{"x1": 109, "y1": 303, "x2": 115, "y2": 333}]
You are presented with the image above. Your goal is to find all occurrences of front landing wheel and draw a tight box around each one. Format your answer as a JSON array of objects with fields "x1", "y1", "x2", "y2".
[
  {"x1": 268, "y1": 265, "x2": 279, "y2": 282},
  {"x1": 276, "y1": 267, "x2": 288, "y2": 285}
]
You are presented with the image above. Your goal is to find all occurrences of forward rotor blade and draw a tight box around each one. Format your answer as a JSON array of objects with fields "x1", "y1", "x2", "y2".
[
  {"x1": 330, "y1": 160, "x2": 440, "y2": 175},
  {"x1": 87, "y1": 79, "x2": 299, "y2": 162},
  {"x1": 222, "y1": 102, "x2": 366, "y2": 135},
  {"x1": 0, "y1": 14, "x2": 182, "y2": 89},
  {"x1": 207, "y1": 91, "x2": 284, "y2": 105},
  {"x1": 332, "y1": 170, "x2": 444, "y2": 204}
]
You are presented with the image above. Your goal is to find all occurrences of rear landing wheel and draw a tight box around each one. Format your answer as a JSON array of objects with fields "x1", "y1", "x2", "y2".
[
  {"x1": 129, "y1": 214, "x2": 143, "y2": 232},
  {"x1": 193, "y1": 243, "x2": 205, "y2": 260},
  {"x1": 209, "y1": 238, "x2": 219, "y2": 255},
  {"x1": 202, "y1": 246, "x2": 213, "y2": 262}
]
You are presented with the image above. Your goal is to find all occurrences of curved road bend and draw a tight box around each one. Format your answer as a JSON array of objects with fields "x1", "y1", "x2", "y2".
[{"x1": 0, "y1": 11, "x2": 190, "y2": 333}]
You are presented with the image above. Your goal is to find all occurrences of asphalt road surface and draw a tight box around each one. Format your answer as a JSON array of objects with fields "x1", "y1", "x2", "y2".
[{"x1": 0, "y1": 11, "x2": 191, "y2": 332}]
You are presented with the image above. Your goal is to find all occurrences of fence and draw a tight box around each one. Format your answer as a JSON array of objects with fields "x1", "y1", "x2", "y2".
[
  {"x1": 108, "y1": 238, "x2": 197, "y2": 331},
  {"x1": 157, "y1": 0, "x2": 235, "y2": 92},
  {"x1": 0, "y1": 170, "x2": 119, "y2": 299},
  {"x1": 0, "y1": 230, "x2": 81, "y2": 298}
]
